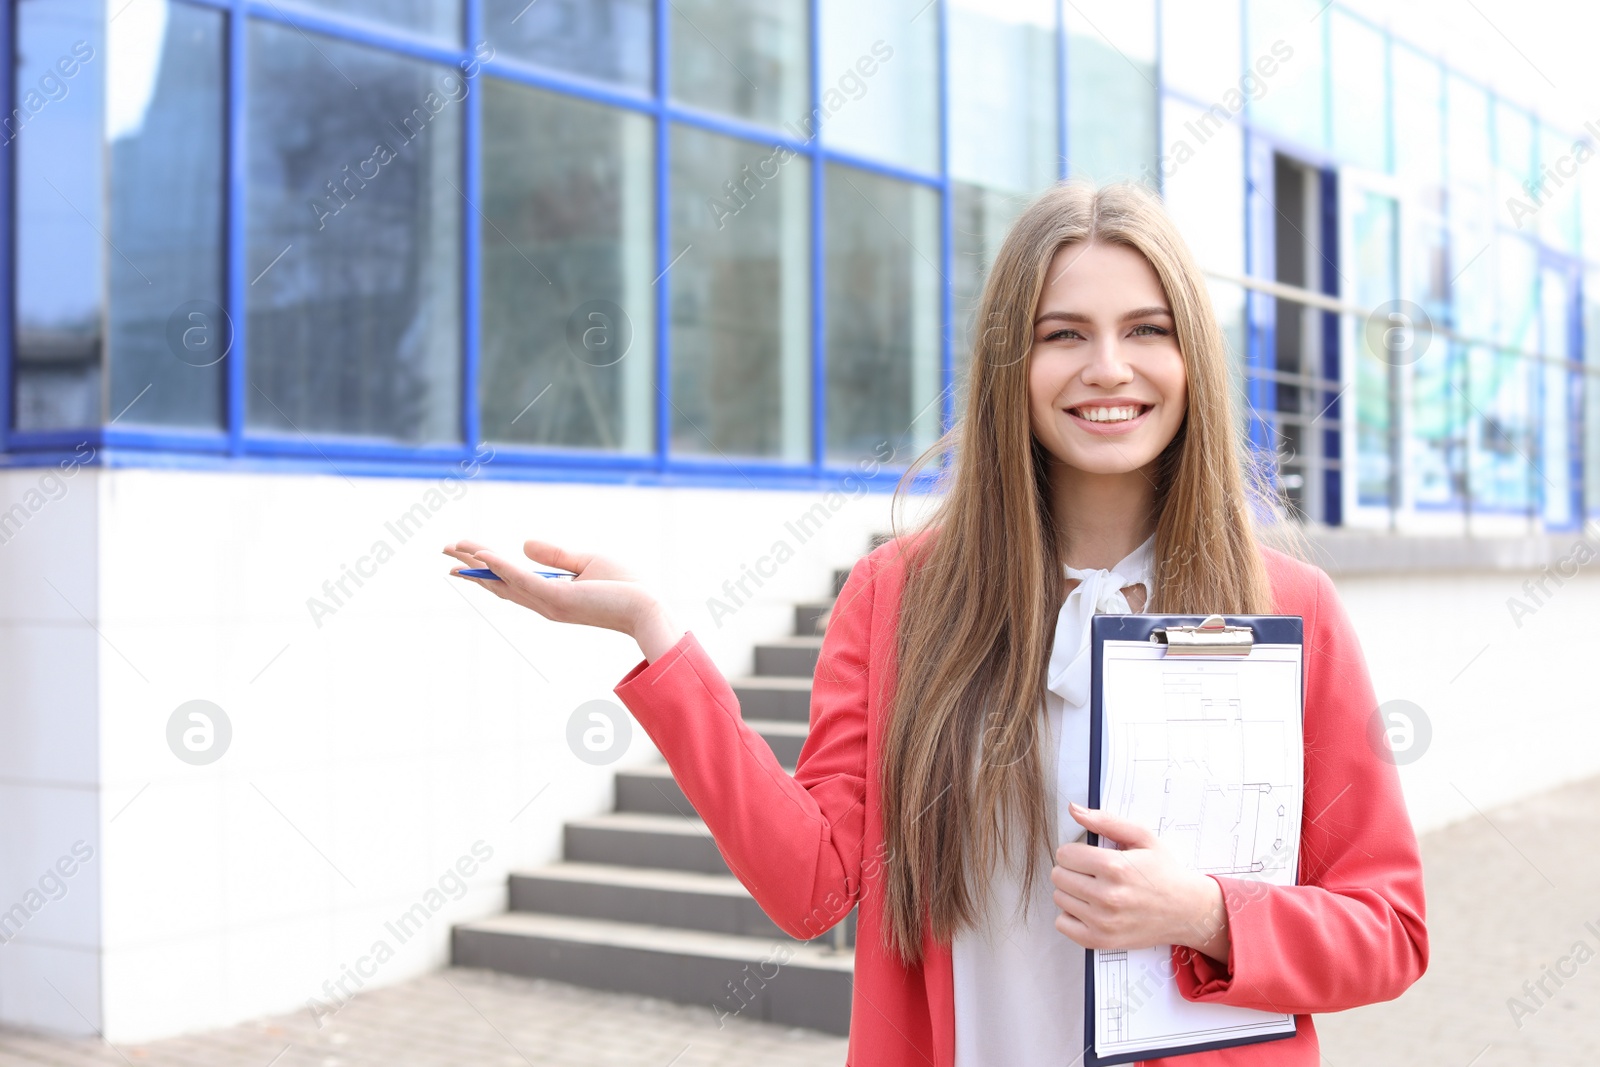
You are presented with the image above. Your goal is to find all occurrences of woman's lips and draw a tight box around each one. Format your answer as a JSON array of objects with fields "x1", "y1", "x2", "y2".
[{"x1": 1064, "y1": 403, "x2": 1153, "y2": 436}]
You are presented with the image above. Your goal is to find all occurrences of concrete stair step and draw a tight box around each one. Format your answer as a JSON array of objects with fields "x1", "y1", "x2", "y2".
[
  {"x1": 793, "y1": 601, "x2": 834, "y2": 636},
  {"x1": 452, "y1": 912, "x2": 853, "y2": 1035},
  {"x1": 754, "y1": 636, "x2": 824, "y2": 678},
  {"x1": 509, "y1": 862, "x2": 792, "y2": 942},
  {"x1": 832, "y1": 568, "x2": 851, "y2": 598},
  {"x1": 749, "y1": 719, "x2": 809, "y2": 766},
  {"x1": 613, "y1": 764, "x2": 696, "y2": 817},
  {"x1": 563, "y1": 812, "x2": 728, "y2": 875},
  {"x1": 731, "y1": 675, "x2": 813, "y2": 722}
]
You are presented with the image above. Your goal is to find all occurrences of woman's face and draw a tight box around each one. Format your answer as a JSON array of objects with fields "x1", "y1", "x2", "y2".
[{"x1": 1027, "y1": 240, "x2": 1188, "y2": 478}]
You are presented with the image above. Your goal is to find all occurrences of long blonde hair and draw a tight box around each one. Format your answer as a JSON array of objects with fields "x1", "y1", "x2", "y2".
[{"x1": 878, "y1": 180, "x2": 1276, "y2": 964}]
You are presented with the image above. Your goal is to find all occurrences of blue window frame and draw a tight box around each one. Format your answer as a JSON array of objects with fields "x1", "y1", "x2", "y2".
[{"x1": 1, "y1": 0, "x2": 1596, "y2": 522}]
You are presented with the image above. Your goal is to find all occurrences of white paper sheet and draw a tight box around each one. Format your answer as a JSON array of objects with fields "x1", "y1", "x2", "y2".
[{"x1": 1090, "y1": 641, "x2": 1303, "y2": 1060}]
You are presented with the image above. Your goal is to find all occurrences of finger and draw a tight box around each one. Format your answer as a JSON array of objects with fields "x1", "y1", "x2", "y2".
[
  {"x1": 1053, "y1": 886, "x2": 1102, "y2": 923},
  {"x1": 475, "y1": 548, "x2": 569, "y2": 611},
  {"x1": 1053, "y1": 910, "x2": 1099, "y2": 949},
  {"x1": 1050, "y1": 863, "x2": 1104, "y2": 904},
  {"x1": 1068, "y1": 801, "x2": 1159, "y2": 851},
  {"x1": 1053, "y1": 842, "x2": 1123, "y2": 878},
  {"x1": 522, "y1": 538, "x2": 593, "y2": 575}
]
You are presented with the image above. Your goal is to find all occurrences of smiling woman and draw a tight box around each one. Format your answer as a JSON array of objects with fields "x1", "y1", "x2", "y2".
[{"x1": 446, "y1": 180, "x2": 1427, "y2": 1067}]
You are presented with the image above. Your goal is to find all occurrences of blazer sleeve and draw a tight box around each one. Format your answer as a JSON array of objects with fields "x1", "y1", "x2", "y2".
[
  {"x1": 1171, "y1": 567, "x2": 1429, "y2": 1014},
  {"x1": 612, "y1": 552, "x2": 879, "y2": 940}
]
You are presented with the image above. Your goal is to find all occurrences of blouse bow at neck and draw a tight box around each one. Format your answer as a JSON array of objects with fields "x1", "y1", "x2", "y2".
[{"x1": 1045, "y1": 534, "x2": 1156, "y2": 709}]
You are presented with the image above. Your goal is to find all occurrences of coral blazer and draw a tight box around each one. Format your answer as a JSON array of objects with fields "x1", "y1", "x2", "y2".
[{"x1": 613, "y1": 533, "x2": 1428, "y2": 1065}]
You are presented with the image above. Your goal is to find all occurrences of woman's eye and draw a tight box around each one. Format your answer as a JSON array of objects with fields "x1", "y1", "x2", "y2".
[
  {"x1": 1130, "y1": 323, "x2": 1169, "y2": 337},
  {"x1": 1043, "y1": 328, "x2": 1082, "y2": 342}
]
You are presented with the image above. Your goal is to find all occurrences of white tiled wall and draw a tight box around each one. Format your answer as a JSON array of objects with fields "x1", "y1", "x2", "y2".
[{"x1": 1, "y1": 464, "x2": 1593, "y2": 1040}]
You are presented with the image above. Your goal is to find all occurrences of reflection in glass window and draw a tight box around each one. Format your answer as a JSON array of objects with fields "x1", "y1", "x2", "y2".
[
  {"x1": 948, "y1": 0, "x2": 1056, "y2": 195},
  {"x1": 1392, "y1": 46, "x2": 1443, "y2": 214},
  {"x1": 479, "y1": 80, "x2": 654, "y2": 452},
  {"x1": 1159, "y1": 99, "x2": 1246, "y2": 421},
  {"x1": 286, "y1": 0, "x2": 460, "y2": 40},
  {"x1": 108, "y1": 0, "x2": 226, "y2": 430},
  {"x1": 824, "y1": 165, "x2": 940, "y2": 463},
  {"x1": 1349, "y1": 190, "x2": 1398, "y2": 508},
  {"x1": 669, "y1": 125, "x2": 808, "y2": 461},
  {"x1": 1245, "y1": 0, "x2": 1327, "y2": 153},
  {"x1": 1408, "y1": 220, "x2": 1460, "y2": 509},
  {"x1": 1065, "y1": 0, "x2": 1156, "y2": 184},
  {"x1": 13, "y1": 0, "x2": 102, "y2": 430},
  {"x1": 818, "y1": 0, "x2": 937, "y2": 173},
  {"x1": 1493, "y1": 102, "x2": 1535, "y2": 235},
  {"x1": 1537, "y1": 127, "x2": 1582, "y2": 255},
  {"x1": 951, "y1": 183, "x2": 1029, "y2": 412},
  {"x1": 1447, "y1": 75, "x2": 1492, "y2": 226},
  {"x1": 1585, "y1": 269, "x2": 1600, "y2": 517},
  {"x1": 485, "y1": 0, "x2": 651, "y2": 92},
  {"x1": 246, "y1": 21, "x2": 461, "y2": 443},
  {"x1": 1468, "y1": 236, "x2": 1537, "y2": 513},
  {"x1": 1538, "y1": 267, "x2": 1574, "y2": 527},
  {"x1": 669, "y1": 0, "x2": 806, "y2": 127},
  {"x1": 1329, "y1": 12, "x2": 1388, "y2": 175}
]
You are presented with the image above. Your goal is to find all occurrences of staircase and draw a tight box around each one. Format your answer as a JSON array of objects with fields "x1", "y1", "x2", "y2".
[{"x1": 453, "y1": 536, "x2": 891, "y2": 1035}]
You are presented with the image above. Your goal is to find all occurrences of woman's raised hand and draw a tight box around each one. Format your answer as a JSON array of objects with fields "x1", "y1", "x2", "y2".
[{"x1": 443, "y1": 538, "x2": 685, "y2": 660}]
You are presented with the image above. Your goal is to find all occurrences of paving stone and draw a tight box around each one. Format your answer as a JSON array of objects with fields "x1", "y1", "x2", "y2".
[{"x1": 3, "y1": 775, "x2": 1598, "y2": 1066}]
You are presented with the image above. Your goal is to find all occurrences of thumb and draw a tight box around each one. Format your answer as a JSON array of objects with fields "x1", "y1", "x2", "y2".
[{"x1": 1069, "y1": 801, "x2": 1159, "y2": 850}]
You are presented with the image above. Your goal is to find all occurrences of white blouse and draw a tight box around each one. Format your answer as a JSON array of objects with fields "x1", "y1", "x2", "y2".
[{"x1": 952, "y1": 535, "x2": 1156, "y2": 1066}]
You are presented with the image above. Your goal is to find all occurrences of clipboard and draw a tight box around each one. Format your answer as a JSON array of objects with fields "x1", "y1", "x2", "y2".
[{"x1": 1081, "y1": 614, "x2": 1305, "y2": 1067}]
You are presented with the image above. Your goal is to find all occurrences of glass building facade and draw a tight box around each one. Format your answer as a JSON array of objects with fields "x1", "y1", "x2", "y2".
[{"x1": 5, "y1": 0, "x2": 1598, "y2": 528}]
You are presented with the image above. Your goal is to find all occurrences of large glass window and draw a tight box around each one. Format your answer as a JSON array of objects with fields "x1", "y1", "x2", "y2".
[
  {"x1": 1536, "y1": 126, "x2": 1582, "y2": 256},
  {"x1": 1245, "y1": 0, "x2": 1328, "y2": 154},
  {"x1": 13, "y1": 0, "x2": 103, "y2": 430},
  {"x1": 288, "y1": 0, "x2": 460, "y2": 40},
  {"x1": 668, "y1": 125, "x2": 808, "y2": 461},
  {"x1": 1159, "y1": 0, "x2": 1240, "y2": 105},
  {"x1": 1330, "y1": 12, "x2": 1389, "y2": 175},
  {"x1": 484, "y1": 0, "x2": 651, "y2": 92},
  {"x1": 823, "y1": 165, "x2": 940, "y2": 463},
  {"x1": 1349, "y1": 190, "x2": 1399, "y2": 508},
  {"x1": 245, "y1": 20, "x2": 462, "y2": 443},
  {"x1": 817, "y1": 0, "x2": 938, "y2": 174},
  {"x1": 1392, "y1": 46, "x2": 1443, "y2": 214},
  {"x1": 947, "y1": 0, "x2": 1057, "y2": 195},
  {"x1": 1585, "y1": 268, "x2": 1600, "y2": 517},
  {"x1": 1493, "y1": 102, "x2": 1536, "y2": 236},
  {"x1": 947, "y1": 0, "x2": 1057, "y2": 410},
  {"x1": 1538, "y1": 265, "x2": 1575, "y2": 527},
  {"x1": 1160, "y1": 98, "x2": 1246, "y2": 395},
  {"x1": 1065, "y1": 0, "x2": 1156, "y2": 184},
  {"x1": 1469, "y1": 235, "x2": 1537, "y2": 513},
  {"x1": 109, "y1": 0, "x2": 226, "y2": 430},
  {"x1": 479, "y1": 79, "x2": 654, "y2": 452},
  {"x1": 669, "y1": 0, "x2": 807, "y2": 128}
]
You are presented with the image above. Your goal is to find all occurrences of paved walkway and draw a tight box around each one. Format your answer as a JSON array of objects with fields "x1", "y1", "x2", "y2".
[{"x1": 4, "y1": 776, "x2": 1598, "y2": 1067}]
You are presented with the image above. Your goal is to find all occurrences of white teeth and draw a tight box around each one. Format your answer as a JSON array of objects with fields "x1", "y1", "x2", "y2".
[{"x1": 1074, "y1": 405, "x2": 1143, "y2": 423}]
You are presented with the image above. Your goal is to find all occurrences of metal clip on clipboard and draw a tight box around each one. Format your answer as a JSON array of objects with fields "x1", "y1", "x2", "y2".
[{"x1": 1152, "y1": 614, "x2": 1255, "y2": 656}]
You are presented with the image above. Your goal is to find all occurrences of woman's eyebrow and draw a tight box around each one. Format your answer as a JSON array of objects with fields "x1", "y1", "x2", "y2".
[{"x1": 1034, "y1": 306, "x2": 1173, "y2": 326}]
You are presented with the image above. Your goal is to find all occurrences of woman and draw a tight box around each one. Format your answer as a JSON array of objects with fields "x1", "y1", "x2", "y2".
[{"x1": 445, "y1": 181, "x2": 1427, "y2": 1065}]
